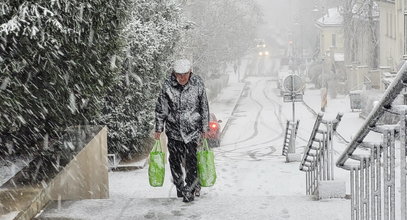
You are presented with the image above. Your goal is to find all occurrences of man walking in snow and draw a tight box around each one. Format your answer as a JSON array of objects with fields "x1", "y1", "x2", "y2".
[{"x1": 154, "y1": 59, "x2": 209, "y2": 202}]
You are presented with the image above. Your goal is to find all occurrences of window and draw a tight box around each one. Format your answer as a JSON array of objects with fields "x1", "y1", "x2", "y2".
[
  {"x1": 391, "y1": 14, "x2": 396, "y2": 38},
  {"x1": 386, "y1": 13, "x2": 389, "y2": 36},
  {"x1": 390, "y1": 14, "x2": 393, "y2": 38}
]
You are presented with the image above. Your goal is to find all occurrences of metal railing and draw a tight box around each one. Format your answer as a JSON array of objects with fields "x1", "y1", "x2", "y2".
[
  {"x1": 302, "y1": 100, "x2": 350, "y2": 144},
  {"x1": 282, "y1": 120, "x2": 299, "y2": 156},
  {"x1": 336, "y1": 61, "x2": 407, "y2": 220},
  {"x1": 300, "y1": 112, "x2": 343, "y2": 196}
]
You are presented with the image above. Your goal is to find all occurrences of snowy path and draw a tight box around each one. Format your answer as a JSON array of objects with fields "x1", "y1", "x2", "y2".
[
  {"x1": 38, "y1": 74, "x2": 352, "y2": 219},
  {"x1": 37, "y1": 195, "x2": 349, "y2": 220},
  {"x1": 36, "y1": 55, "x2": 360, "y2": 219}
]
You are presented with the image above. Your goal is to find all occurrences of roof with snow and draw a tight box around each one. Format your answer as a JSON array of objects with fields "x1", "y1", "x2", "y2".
[{"x1": 316, "y1": 7, "x2": 343, "y2": 27}]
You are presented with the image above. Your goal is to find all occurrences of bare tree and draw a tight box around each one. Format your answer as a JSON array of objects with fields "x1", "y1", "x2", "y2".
[
  {"x1": 342, "y1": 0, "x2": 379, "y2": 69},
  {"x1": 180, "y1": 0, "x2": 261, "y2": 77}
]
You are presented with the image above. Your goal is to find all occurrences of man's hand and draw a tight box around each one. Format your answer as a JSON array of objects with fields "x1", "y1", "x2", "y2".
[
  {"x1": 154, "y1": 132, "x2": 161, "y2": 140},
  {"x1": 201, "y1": 132, "x2": 209, "y2": 139}
]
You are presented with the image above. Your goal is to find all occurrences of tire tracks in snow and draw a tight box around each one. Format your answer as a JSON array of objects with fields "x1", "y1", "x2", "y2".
[
  {"x1": 217, "y1": 78, "x2": 283, "y2": 161},
  {"x1": 221, "y1": 79, "x2": 283, "y2": 147}
]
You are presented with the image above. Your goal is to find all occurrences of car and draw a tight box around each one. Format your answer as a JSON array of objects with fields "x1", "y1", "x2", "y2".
[
  {"x1": 207, "y1": 113, "x2": 222, "y2": 148},
  {"x1": 255, "y1": 39, "x2": 270, "y2": 57},
  {"x1": 258, "y1": 51, "x2": 270, "y2": 56}
]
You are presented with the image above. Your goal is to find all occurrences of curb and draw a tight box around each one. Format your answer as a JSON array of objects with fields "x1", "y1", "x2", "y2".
[{"x1": 219, "y1": 83, "x2": 246, "y2": 140}]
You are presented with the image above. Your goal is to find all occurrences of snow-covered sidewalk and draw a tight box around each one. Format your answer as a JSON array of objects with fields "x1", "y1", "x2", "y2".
[
  {"x1": 37, "y1": 77, "x2": 353, "y2": 220},
  {"x1": 35, "y1": 58, "x2": 368, "y2": 220},
  {"x1": 36, "y1": 195, "x2": 350, "y2": 220}
]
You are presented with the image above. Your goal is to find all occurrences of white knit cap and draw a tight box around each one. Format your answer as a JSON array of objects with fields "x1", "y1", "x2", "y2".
[{"x1": 173, "y1": 59, "x2": 191, "y2": 74}]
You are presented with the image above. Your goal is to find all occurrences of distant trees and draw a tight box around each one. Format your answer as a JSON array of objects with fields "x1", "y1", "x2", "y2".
[
  {"x1": 183, "y1": 0, "x2": 262, "y2": 77},
  {"x1": 343, "y1": 0, "x2": 379, "y2": 68}
]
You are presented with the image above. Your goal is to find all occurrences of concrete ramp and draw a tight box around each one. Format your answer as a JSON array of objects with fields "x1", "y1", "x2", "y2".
[
  {"x1": 0, "y1": 126, "x2": 108, "y2": 220},
  {"x1": 35, "y1": 195, "x2": 350, "y2": 220}
]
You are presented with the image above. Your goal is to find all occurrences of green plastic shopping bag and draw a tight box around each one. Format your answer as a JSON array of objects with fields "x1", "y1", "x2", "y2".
[
  {"x1": 148, "y1": 140, "x2": 165, "y2": 187},
  {"x1": 197, "y1": 139, "x2": 216, "y2": 187}
]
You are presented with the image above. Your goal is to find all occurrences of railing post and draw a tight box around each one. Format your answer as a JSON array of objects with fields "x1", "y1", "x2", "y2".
[
  {"x1": 305, "y1": 171, "x2": 309, "y2": 195},
  {"x1": 312, "y1": 167, "x2": 315, "y2": 194},
  {"x1": 289, "y1": 121, "x2": 296, "y2": 153},
  {"x1": 400, "y1": 109, "x2": 407, "y2": 220},
  {"x1": 383, "y1": 129, "x2": 396, "y2": 220},
  {"x1": 370, "y1": 144, "x2": 381, "y2": 220},
  {"x1": 310, "y1": 165, "x2": 315, "y2": 195},
  {"x1": 317, "y1": 141, "x2": 322, "y2": 181},
  {"x1": 314, "y1": 161, "x2": 318, "y2": 193},
  {"x1": 360, "y1": 160, "x2": 364, "y2": 220},
  {"x1": 351, "y1": 167, "x2": 360, "y2": 220},
  {"x1": 282, "y1": 121, "x2": 289, "y2": 156},
  {"x1": 351, "y1": 168, "x2": 355, "y2": 220},
  {"x1": 321, "y1": 133, "x2": 327, "y2": 181},
  {"x1": 360, "y1": 158, "x2": 370, "y2": 220},
  {"x1": 328, "y1": 121, "x2": 333, "y2": 180}
]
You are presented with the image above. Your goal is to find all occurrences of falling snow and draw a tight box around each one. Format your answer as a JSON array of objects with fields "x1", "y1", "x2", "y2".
[{"x1": 1, "y1": 0, "x2": 406, "y2": 219}]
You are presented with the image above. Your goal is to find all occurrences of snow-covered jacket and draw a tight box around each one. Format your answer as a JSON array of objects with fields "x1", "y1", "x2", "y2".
[{"x1": 155, "y1": 73, "x2": 209, "y2": 143}]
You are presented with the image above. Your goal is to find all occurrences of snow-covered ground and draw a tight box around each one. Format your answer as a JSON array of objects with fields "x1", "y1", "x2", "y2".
[
  {"x1": 0, "y1": 212, "x2": 18, "y2": 220},
  {"x1": 35, "y1": 56, "x2": 369, "y2": 220},
  {"x1": 0, "y1": 156, "x2": 32, "y2": 187}
]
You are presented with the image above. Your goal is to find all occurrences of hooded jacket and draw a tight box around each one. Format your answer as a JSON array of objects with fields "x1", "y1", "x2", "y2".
[{"x1": 155, "y1": 73, "x2": 209, "y2": 143}]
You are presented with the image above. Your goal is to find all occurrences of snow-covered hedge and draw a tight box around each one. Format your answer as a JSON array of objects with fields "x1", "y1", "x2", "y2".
[
  {"x1": 0, "y1": 0, "x2": 131, "y2": 156},
  {"x1": 98, "y1": 0, "x2": 184, "y2": 158},
  {"x1": 0, "y1": 0, "x2": 184, "y2": 158}
]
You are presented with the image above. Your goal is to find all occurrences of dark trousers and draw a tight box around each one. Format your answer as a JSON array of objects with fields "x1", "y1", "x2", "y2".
[{"x1": 167, "y1": 138, "x2": 198, "y2": 192}]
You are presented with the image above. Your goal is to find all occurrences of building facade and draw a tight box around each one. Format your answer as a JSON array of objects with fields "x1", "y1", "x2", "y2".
[
  {"x1": 376, "y1": 0, "x2": 406, "y2": 89},
  {"x1": 315, "y1": 7, "x2": 345, "y2": 57}
]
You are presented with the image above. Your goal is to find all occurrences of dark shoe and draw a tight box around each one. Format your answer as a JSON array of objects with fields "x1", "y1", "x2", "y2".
[
  {"x1": 195, "y1": 186, "x2": 201, "y2": 197},
  {"x1": 182, "y1": 191, "x2": 194, "y2": 203},
  {"x1": 177, "y1": 188, "x2": 183, "y2": 198}
]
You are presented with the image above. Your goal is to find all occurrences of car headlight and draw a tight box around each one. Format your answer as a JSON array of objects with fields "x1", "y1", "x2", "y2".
[
  {"x1": 259, "y1": 52, "x2": 263, "y2": 56},
  {"x1": 265, "y1": 51, "x2": 269, "y2": 56}
]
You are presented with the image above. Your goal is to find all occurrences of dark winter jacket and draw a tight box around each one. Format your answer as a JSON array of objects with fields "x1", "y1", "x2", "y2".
[{"x1": 155, "y1": 73, "x2": 210, "y2": 143}]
